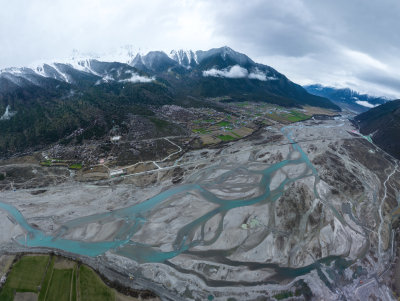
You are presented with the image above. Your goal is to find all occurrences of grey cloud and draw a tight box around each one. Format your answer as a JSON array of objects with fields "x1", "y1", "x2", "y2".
[
  {"x1": 357, "y1": 71, "x2": 400, "y2": 96},
  {"x1": 1, "y1": 0, "x2": 400, "y2": 97}
]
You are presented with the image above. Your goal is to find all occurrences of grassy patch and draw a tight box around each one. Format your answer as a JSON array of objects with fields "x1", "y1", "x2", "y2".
[
  {"x1": 286, "y1": 111, "x2": 310, "y2": 122},
  {"x1": 192, "y1": 128, "x2": 210, "y2": 134},
  {"x1": 217, "y1": 121, "x2": 231, "y2": 127},
  {"x1": 0, "y1": 173, "x2": 5, "y2": 180},
  {"x1": 267, "y1": 110, "x2": 310, "y2": 123},
  {"x1": 0, "y1": 285, "x2": 13, "y2": 301},
  {"x1": 6, "y1": 255, "x2": 49, "y2": 292},
  {"x1": 71, "y1": 266, "x2": 77, "y2": 301},
  {"x1": 0, "y1": 255, "x2": 50, "y2": 301},
  {"x1": 46, "y1": 269, "x2": 72, "y2": 301},
  {"x1": 40, "y1": 160, "x2": 52, "y2": 167},
  {"x1": 79, "y1": 265, "x2": 115, "y2": 301},
  {"x1": 217, "y1": 134, "x2": 236, "y2": 141},
  {"x1": 68, "y1": 163, "x2": 83, "y2": 170},
  {"x1": 38, "y1": 256, "x2": 55, "y2": 301}
]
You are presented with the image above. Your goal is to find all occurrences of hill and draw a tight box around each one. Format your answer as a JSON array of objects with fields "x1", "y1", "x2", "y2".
[{"x1": 354, "y1": 99, "x2": 400, "y2": 159}]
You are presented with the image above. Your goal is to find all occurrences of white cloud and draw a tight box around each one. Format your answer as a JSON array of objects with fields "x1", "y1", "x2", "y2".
[
  {"x1": 203, "y1": 65, "x2": 274, "y2": 81},
  {"x1": 355, "y1": 100, "x2": 377, "y2": 108},
  {"x1": 119, "y1": 73, "x2": 154, "y2": 83},
  {"x1": 203, "y1": 65, "x2": 248, "y2": 78},
  {"x1": 248, "y1": 68, "x2": 270, "y2": 80}
]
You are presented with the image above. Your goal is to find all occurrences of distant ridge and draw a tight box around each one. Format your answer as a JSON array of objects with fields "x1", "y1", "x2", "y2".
[{"x1": 304, "y1": 84, "x2": 389, "y2": 113}]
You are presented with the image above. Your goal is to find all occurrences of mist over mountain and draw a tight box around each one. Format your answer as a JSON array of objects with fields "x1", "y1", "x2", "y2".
[{"x1": 304, "y1": 84, "x2": 390, "y2": 113}]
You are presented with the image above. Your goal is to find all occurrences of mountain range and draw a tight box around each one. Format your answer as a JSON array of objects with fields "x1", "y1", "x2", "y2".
[
  {"x1": 0, "y1": 46, "x2": 340, "y2": 156},
  {"x1": 304, "y1": 84, "x2": 389, "y2": 113}
]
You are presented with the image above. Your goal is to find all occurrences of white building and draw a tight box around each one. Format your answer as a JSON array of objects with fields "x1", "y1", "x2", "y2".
[{"x1": 110, "y1": 169, "x2": 125, "y2": 177}]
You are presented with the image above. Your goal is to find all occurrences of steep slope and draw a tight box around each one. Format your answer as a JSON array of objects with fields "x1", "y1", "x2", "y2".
[
  {"x1": 305, "y1": 84, "x2": 389, "y2": 113},
  {"x1": 354, "y1": 99, "x2": 400, "y2": 159}
]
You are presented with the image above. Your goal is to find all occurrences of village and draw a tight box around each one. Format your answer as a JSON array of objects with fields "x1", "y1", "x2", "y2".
[{"x1": 35, "y1": 101, "x2": 336, "y2": 183}]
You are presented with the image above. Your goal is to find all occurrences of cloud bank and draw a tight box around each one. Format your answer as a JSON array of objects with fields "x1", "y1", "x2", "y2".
[
  {"x1": 355, "y1": 100, "x2": 377, "y2": 108},
  {"x1": 1, "y1": 0, "x2": 400, "y2": 97},
  {"x1": 203, "y1": 65, "x2": 248, "y2": 78},
  {"x1": 203, "y1": 65, "x2": 275, "y2": 81},
  {"x1": 119, "y1": 71, "x2": 154, "y2": 83}
]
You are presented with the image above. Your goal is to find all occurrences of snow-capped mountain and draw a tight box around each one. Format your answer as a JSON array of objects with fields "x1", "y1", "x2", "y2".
[
  {"x1": 0, "y1": 59, "x2": 154, "y2": 92},
  {"x1": 0, "y1": 46, "x2": 292, "y2": 92},
  {"x1": 0, "y1": 46, "x2": 340, "y2": 110},
  {"x1": 0, "y1": 46, "x2": 342, "y2": 157},
  {"x1": 304, "y1": 84, "x2": 390, "y2": 113},
  {"x1": 169, "y1": 50, "x2": 198, "y2": 68}
]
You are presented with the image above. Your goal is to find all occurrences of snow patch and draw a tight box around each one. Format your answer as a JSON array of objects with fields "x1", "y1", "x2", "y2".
[
  {"x1": 355, "y1": 100, "x2": 378, "y2": 108},
  {"x1": 0, "y1": 105, "x2": 17, "y2": 120}
]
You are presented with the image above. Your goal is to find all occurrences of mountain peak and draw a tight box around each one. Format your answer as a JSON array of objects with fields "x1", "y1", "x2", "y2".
[{"x1": 169, "y1": 49, "x2": 198, "y2": 67}]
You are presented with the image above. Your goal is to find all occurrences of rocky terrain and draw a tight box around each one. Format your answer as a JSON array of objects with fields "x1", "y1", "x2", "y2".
[{"x1": 0, "y1": 110, "x2": 399, "y2": 300}]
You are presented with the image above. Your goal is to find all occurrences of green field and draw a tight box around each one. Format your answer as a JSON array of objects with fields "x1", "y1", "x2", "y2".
[
  {"x1": 38, "y1": 256, "x2": 54, "y2": 301},
  {"x1": 6, "y1": 255, "x2": 49, "y2": 291},
  {"x1": 0, "y1": 255, "x2": 49, "y2": 301},
  {"x1": 0, "y1": 255, "x2": 121, "y2": 301},
  {"x1": 71, "y1": 266, "x2": 77, "y2": 301},
  {"x1": 79, "y1": 265, "x2": 115, "y2": 301},
  {"x1": 46, "y1": 269, "x2": 73, "y2": 301},
  {"x1": 267, "y1": 110, "x2": 310, "y2": 123},
  {"x1": 217, "y1": 134, "x2": 236, "y2": 141},
  {"x1": 40, "y1": 160, "x2": 52, "y2": 166},
  {"x1": 192, "y1": 128, "x2": 210, "y2": 134},
  {"x1": 68, "y1": 163, "x2": 83, "y2": 170},
  {"x1": 217, "y1": 121, "x2": 231, "y2": 127},
  {"x1": 286, "y1": 111, "x2": 310, "y2": 122}
]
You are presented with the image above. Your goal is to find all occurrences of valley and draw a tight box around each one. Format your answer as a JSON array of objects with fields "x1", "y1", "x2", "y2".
[
  {"x1": 1, "y1": 103, "x2": 399, "y2": 300},
  {"x1": 1, "y1": 0, "x2": 400, "y2": 298}
]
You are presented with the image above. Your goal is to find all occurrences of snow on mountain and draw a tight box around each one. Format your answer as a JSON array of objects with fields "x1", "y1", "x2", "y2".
[
  {"x1": 169, "y1": 50, "x2": 198, "y2": 68},
  {"x1": 0, "y1": 52, "x2": 155, "y2": 88},
  {"x1": 0, "y1": 105, "x2": 16, "y2": 120},
  {"x1": 0, "y1": 46, "x2": 258, "y2": 84}
]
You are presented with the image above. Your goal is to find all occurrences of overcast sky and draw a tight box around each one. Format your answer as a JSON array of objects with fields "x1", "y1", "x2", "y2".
[{"x1": 1, "y1": 0, "x2": 400, "y2": 97}]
